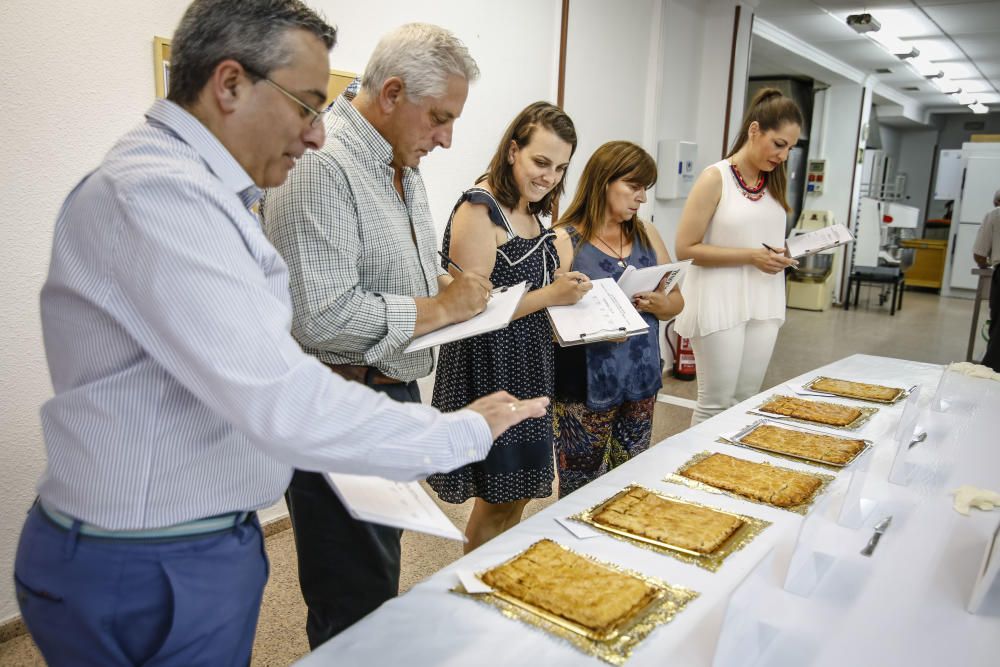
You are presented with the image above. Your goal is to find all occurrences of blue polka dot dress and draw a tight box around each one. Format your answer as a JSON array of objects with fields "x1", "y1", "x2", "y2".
[{"x1": 427, "y1": 188, "x2": 558, "y2": 504}]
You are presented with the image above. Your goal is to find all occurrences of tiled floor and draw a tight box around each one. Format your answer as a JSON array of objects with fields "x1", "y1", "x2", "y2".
[{"x1": 0, "y1": 290, "x2": 977, "y2": 666}]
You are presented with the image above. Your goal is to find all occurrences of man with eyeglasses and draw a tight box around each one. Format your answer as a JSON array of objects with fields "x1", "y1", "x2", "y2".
[
  {"x1": 262, "y1": 23, "x2": 490, "y2": 648},
  {"x1": 14, "y1": 2, "x2": 547, "y2": 664}
]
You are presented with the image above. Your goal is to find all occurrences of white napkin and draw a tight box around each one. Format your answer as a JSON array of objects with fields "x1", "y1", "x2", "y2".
[
  {"x1": 947, "y1": 362, "x2": 1000, "y2": 382},
  {"x1": 951, "y1": 485, "x2": 1000, "y2": 515}
]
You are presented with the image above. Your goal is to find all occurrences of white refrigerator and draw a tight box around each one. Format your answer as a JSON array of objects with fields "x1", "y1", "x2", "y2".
[{"x1": 946, "y1": 143, "x2": 1000, "y2": 292}]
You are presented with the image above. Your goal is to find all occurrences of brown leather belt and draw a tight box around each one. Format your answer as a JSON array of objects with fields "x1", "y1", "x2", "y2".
[{"x1": 323, "y1": 362, "x2": 404, "y2": 386}]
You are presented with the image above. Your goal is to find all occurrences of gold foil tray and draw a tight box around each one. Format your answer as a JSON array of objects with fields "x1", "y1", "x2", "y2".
[
  {"x1": 453, "y1": 540, "x2": 698, "y2": 665},
  {"x1": 665, "y1": 451, "x2": 836, "y2": 515},
  {"x1": 803, "y1": 375, "x2": 908, "y2": 404},
  {"x1": 720, "y1": 419, "x2": 872, "y2": 470},
  {"x1": 571, "y1": 484, "x2": 771, "y2": 572},
  {"x1": 751, "y1": 394, "x2": 878, "y2": 431}
]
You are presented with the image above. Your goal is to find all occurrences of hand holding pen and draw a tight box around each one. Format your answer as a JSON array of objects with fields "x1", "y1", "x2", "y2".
[
  {"x1": 753, "y1": 243, "x2": 798, "y2": 274},
  {"x1": 436, "y1": 250, "x2": 493, "y2": 321}
]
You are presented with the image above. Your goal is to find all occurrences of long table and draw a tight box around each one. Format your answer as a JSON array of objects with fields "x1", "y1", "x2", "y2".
[{"x1": 299, "y1": 354, "x2": 1000, "y2": 666}]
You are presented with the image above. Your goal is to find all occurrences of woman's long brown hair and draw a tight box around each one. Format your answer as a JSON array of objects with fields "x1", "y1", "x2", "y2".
[
  {"x1": 554, "y1": 141, "x2": 656, "y2": 249},
  {"x1": 727, "y1": 87, "x2": 804, "y2": 212},
  {"x1": 479, "y1": 101, "x2": 577, "y2": 217}
]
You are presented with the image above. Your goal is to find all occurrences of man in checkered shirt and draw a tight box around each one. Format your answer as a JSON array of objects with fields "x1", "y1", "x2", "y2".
[{"x1": 262, "y1": 23, "x2": 491, "y2": 647}]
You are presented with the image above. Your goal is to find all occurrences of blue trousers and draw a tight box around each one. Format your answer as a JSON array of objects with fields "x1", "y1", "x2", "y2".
[
  {"x1": 14, "y1": 504, "x2": 268, "y2": 666},
  {"x1": 286, "y1": 379, "x2": 418, "y2": 648}
]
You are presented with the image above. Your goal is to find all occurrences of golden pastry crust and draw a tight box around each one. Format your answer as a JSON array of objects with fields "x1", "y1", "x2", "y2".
[
  {"x1": 760, "y1": 395, "x2": 862, "y2": 427},
  {"x1": 679, "y1": 453, "x2": 822, "y2": 508},
  {"x1": 741, "y1": 424, "x2": 866, "y2": 465},
  {"x1": 480, "y1": 539, "x2": 658, "y2": 636},
  {"x1": 810, "y1": 377, "x2": 901, "y2": 402},
  {"x1": 592, "y1": 487, "x2": 743, "y2": 554}
]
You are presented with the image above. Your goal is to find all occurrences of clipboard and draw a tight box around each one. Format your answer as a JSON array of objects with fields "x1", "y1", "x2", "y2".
[
  {"x1": 616, "y1": 259, "x2": 690, "y2": 298},
  {"x1": 404, "y1": 282, "x2": 528, "y2": 353},
  {"x1": 785, "y1": 223, "x2": 853, "y2": 259},
  {"x1": 546, "y1": 278, "x2": 649, "y2": 346},
  {"x1": 325, "y1": 473, "x2": 464, "y2": 541}
]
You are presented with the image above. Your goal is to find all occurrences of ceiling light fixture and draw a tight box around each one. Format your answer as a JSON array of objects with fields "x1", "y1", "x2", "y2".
[
  {"x1": 969, "y1": 103, "x2": 989, "y2": 114},
  {"x1": 869, "y1": 31, "x2": 920, "y2": 59},
  {"x1": 847, "y1": 12, "x2": 972, "y2": 106},
  {"x1": 847, "y1": 13, "x2": 920, "y2": 59},
  {"x1": 910, "y1": 56, "x2": 943, "y2": 78},
  {"x1": 932, "y1": 78, "x2": 961, "y2": 95},
  {"x1": 845, "y1": 13, "x2": 881, "y2": 33}
]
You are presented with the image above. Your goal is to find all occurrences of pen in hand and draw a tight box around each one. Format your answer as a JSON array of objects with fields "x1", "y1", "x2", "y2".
[
  {"x1": 761, "y1": 242, "x2": 781, "y2": 254},
  {"x1": 437, "y1": 250, "x2": 464, "y2": 274}
]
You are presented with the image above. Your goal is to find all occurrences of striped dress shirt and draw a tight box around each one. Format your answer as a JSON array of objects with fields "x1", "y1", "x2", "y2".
[
  {"x1": 262, "y1": 96, "x2": 445, "y2": 382},
  {"x1": 36, "y1": 99, "x2": 491, "y2": 530}
]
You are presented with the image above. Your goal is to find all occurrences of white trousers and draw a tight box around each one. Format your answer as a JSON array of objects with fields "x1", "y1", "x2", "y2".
[{"x1": 688, "y1": 318, "x2": 782, "y2": 426}]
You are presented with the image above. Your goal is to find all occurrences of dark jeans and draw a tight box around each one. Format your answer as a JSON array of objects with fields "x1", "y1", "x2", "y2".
[
  {"x1": 982, "y1": 268, "x2": 1000, "y2": 372},
  {"x1": 285, "y1": 379, "x2": 420, "y2": 649}
]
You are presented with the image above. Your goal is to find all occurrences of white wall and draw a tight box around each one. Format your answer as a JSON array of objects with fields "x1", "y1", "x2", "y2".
[
  {"x1": 650, "y1": 0, "x2": 747, "y2": 258},
  {"x1": 562, "y1": 0, "x2": 658, "y2": 213},
  {"x1": 0, "y1": 0, "x2": 560, "y2": 625}
]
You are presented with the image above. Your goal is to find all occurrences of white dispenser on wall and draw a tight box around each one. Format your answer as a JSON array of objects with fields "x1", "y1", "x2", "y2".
[{"x1": 655, "y1": 140, "x2": 697, "y2": 200}]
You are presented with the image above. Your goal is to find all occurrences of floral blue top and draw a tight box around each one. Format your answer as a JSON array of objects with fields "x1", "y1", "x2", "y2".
[{"x1": 555, "y1": 226, "x2": 663, "y2": 411}]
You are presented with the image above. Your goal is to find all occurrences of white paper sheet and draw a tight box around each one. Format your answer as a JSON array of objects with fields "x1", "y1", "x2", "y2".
[
  {"x1": 555, "y1": 516, "x2": 602, "y2": 539},
  {"x1": 546, "y1": 278, "x2": 648, "y2": 346},
  {"x1": 404, "y1": 282, "x2": 528, "y2": 353},
  {"x1": 456, "y1": 570, "x2": 493, "y2": 594},
  {"x1": 616, "y1": 260, "x2": 691, "y2": 297},
  {"x1": 785, "y1": 223, "x2": 854, "y2": 259},
  {"x1": 325, "y1": 473, "x2": 464, "y2": 541}
]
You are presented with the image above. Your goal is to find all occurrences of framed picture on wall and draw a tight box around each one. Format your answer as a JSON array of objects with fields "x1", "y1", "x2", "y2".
[
  {"x1": 153, "y1": 36, "x2": 171, "y2": 98},
  {"x1": 152, "y1": 36, "x2": 356, "y2": 105}
]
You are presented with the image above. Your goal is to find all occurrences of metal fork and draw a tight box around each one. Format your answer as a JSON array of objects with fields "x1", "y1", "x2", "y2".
[{"x1": 860, "y1": 515, "x2": 893, "y2": 557}]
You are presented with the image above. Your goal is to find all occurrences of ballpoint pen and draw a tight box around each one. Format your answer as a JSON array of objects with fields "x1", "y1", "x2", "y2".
[
  {"x1": 761, "y1": 242, "x2": 781, "y2": 254},
  {"x1": 437, "y1": 250, "x2": 464, "y2": 274}
]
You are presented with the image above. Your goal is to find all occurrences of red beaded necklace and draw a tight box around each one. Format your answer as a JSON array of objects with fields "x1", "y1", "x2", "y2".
[{"x1": 729, "y1": 162, "x2": 766, "y2": 201}]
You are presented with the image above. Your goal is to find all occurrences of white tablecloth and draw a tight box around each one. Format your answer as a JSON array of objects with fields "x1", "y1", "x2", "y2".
[{"x1": 298, "y1": 354, "x2": 1000, "y2": 666}]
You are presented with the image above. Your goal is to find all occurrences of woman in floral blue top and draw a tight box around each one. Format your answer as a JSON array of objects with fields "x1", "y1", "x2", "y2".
[{"x1": 551, "y1": 141, "x2": 684, "y2": 497}]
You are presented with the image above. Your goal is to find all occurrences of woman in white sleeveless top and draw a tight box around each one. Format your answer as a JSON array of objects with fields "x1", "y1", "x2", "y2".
[{"x1": 675, "y1": 88, "x2": 803, "y2": 425}]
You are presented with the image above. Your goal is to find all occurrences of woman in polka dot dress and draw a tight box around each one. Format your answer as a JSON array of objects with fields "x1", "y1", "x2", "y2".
[{"x1": 427, "y1": 102, "x2": 591, "y2": 552}]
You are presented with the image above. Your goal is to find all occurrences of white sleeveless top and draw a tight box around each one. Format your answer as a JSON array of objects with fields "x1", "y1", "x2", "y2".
[{"x1": 674, "y1": 159, "x2": 787, "y2": 338}]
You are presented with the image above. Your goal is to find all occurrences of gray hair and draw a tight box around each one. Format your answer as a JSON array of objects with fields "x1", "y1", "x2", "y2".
[
  {"x1": 168, "y1": 0, "x2": 337, "y2": 106},
  {"x1": 994, "y1": 188, "x2": 1000, "y2": 206},
  {"x1": 360, "y1": 23, "x2": 479, "y2": 101}
]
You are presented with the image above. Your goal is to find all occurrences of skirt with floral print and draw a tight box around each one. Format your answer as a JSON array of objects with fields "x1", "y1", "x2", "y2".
[{"x1": 552, "y1": 396, "x2": 656, "y2": 498}]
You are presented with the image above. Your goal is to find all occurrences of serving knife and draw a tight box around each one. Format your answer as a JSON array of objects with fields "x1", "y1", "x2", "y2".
[{"x1": 860, "y1": 515, "x2": 893, "y2": 557}]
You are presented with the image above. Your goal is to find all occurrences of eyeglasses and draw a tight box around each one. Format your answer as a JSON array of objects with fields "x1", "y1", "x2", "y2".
[{"x1": 242, "y1": 63, "x2": 327, "y2": 128}]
